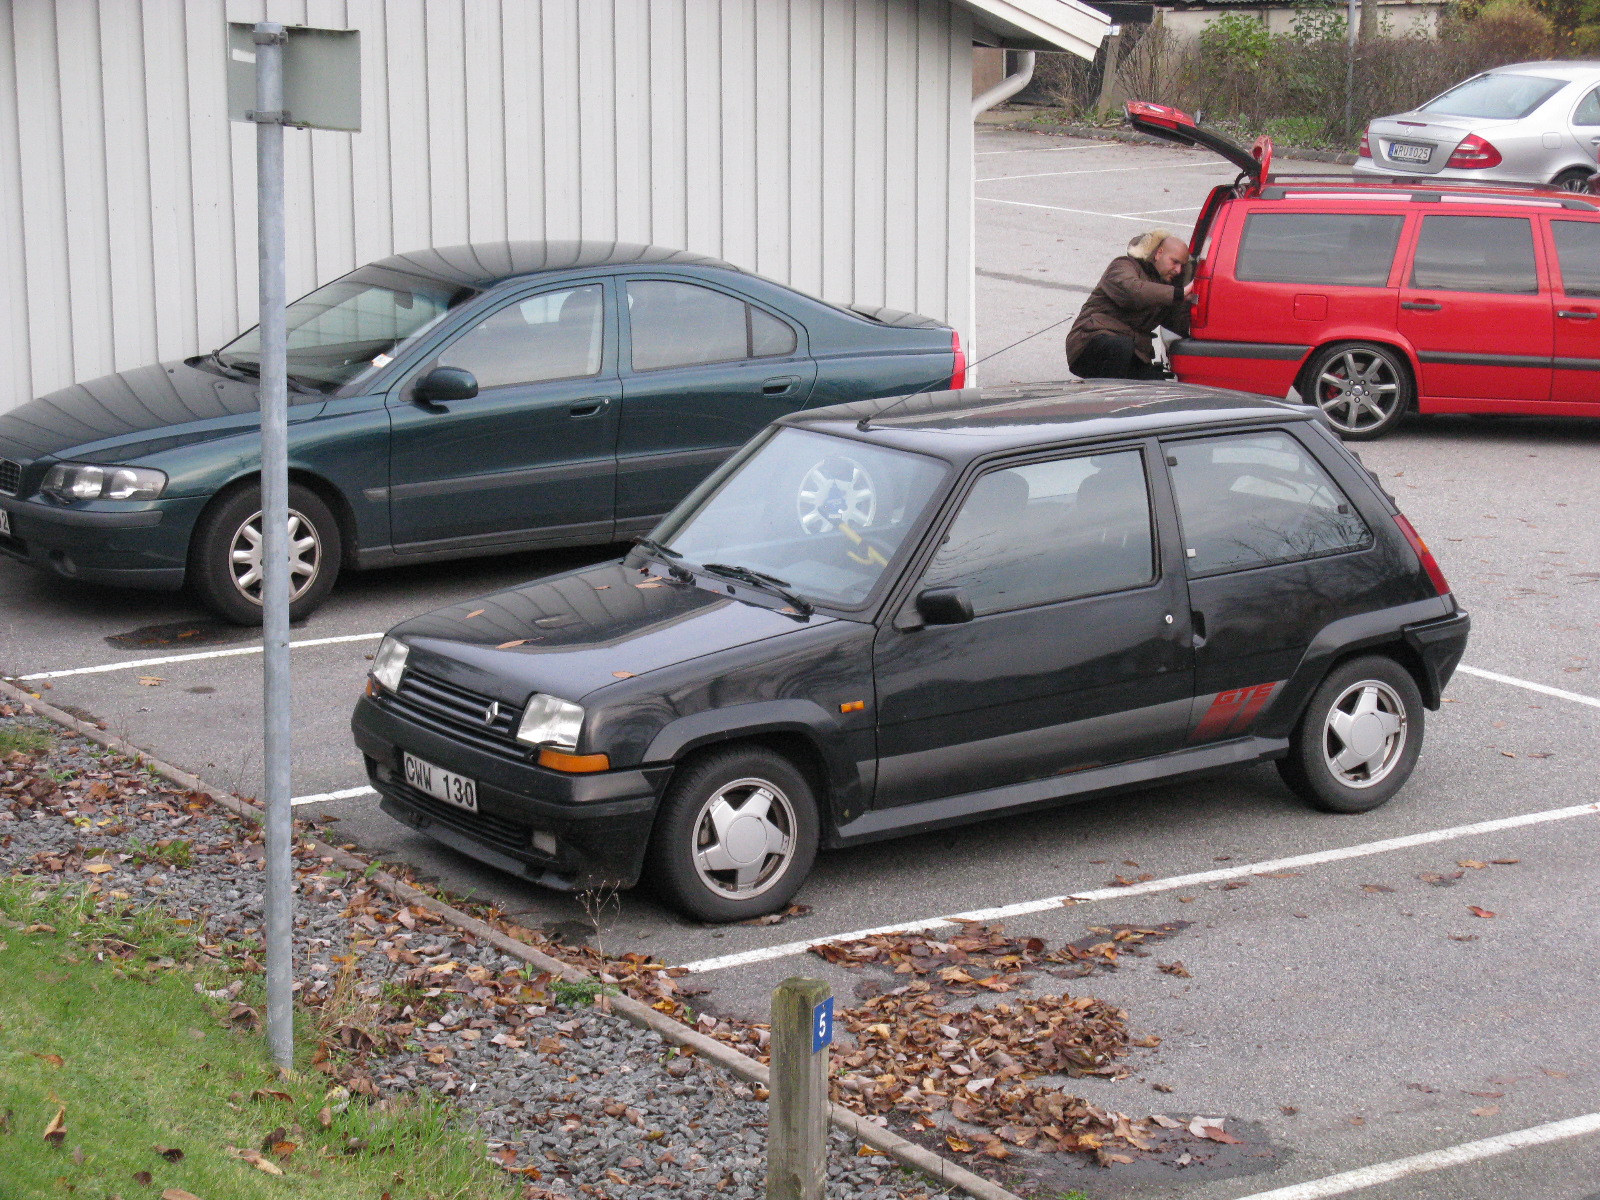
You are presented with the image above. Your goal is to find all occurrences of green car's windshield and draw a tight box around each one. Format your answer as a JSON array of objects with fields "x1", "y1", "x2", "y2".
[
  {"x1": 216, "y1": 266, "x2": 478, "y2": 392},
  {"x1": 656, "y1": 427, "x2": 947, "y2": 609},
  {"x1": 1419, "y1": 73, "x2": 1564, "y2": 121}
]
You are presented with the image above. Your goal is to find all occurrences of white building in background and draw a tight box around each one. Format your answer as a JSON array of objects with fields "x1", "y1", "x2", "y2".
[{"x1": 0, "y1": 0, "x2": 1104, "y2": 415}]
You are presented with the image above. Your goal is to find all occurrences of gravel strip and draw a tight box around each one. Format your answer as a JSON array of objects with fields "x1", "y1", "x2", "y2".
[{"x1": 0, "y1": 710, "x2": 955, "y2": 1199}]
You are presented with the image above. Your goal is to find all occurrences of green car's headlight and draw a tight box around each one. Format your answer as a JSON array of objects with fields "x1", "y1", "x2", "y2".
[
  {"x1": 515, "y1": 694, "x2": 585, "y2": 751},
  {"x1": 41, "y1": 463, "x2": 168, "y2": 502}
]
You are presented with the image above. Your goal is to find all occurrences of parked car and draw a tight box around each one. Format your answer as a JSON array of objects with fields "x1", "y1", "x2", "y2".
[
  {"x1": 1128, "y1": 101, "x2": 1600, "y2": 439},
  {"x1": 350, "y1": 381, "x2": 1469, "y2": 921},
  {"x1": 0, "y1": 242, "x2": 963, "y2": 623},
  {"x1": 1353, "y1": 61, "x2": 1600, "y2": 192}
]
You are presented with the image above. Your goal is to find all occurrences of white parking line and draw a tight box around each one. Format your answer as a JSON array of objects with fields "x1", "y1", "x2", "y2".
[
  {"x1": 15, "y1": 631, "x2": 383, "y2": 681},
  {"x1": 977, "y1": 196, "x2": 1196, "y2": 227},
  {"x1": 1227, "y1": 1110, "x2": 1600, "y2": 1200},
  {"x1": 976, "y1": 144, "x2": 1123, "y2": 156},
  {"x1": 976, "y1": 160, "x2": 1233, "y2": 183},
  {"x1": 1456, "y1": 664, "x2": 1600, "y2": 710},
  {"x1": 1121, "y1": 205, "x2": 1203, "y2": 216},
  {"x1": 675, "y1": 800, "x2": 1600, "y2": 974},
  {"x1": 292, "y1": 784, "x2": 377, "y2": 807}
]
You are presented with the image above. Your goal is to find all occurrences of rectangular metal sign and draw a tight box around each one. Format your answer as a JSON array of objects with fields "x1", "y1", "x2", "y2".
[
  {"x1": 811, "y1": 996, "x2": 834, "y2": 1053},
  {"x1": 228, "y1": 24, "x2": 361, "y2": 131}
]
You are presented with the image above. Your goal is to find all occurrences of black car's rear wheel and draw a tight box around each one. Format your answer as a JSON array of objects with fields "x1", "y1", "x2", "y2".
[
  {"x1": 1303, "y1": 342, "x2": 1411, "y2": 440},
  {"x1": 189, "y1": 482, "x2": 341, "y2": 625},
  {"x1": 646, "y1": 746, "x2": 818, "y2": 922},
  {"x1": 1278, "y1": 655, "x2": 1423, "y2": 813}
]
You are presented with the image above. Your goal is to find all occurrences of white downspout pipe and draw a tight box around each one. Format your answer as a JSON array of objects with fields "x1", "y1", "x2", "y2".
[{"x1": 972, "y1": 50, "x2": 1036, "y2": 119}]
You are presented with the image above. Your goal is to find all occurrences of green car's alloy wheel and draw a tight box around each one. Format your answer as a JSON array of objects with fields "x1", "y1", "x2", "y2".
[
  {"x1": 190, "y1": 482, "x2": 341, "y2": 625},
  {"x1": 1278, "y1": 655, "x2": 1423, "y2": 813},
  {"x1": 647, "y1": 746, "x2": 819, "y2": 923}
]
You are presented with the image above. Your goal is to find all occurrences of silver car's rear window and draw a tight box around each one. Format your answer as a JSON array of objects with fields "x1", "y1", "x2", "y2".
[{"x1": 1420, "y1": 73, "x2": 1565, "y2": 121}]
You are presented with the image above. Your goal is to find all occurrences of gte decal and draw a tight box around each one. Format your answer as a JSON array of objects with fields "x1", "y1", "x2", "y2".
[{"x1": 1190, "y1": 681, "x2": 1283, "y2": 741}]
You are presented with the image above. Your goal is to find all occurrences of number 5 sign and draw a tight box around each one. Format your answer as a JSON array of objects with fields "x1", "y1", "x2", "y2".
[{"x1": 811, "y1": 995, "x2": 834, "y2": 1053}]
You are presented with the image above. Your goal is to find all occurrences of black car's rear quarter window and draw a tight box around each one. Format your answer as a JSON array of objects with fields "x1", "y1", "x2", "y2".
[
  {"x1": 1167, "y1": 431, "x2": 1371, "y2": 575},
  {"x1": 1552, "y1": 219, "x2": 1600, "y2": 296},
  {"x1": 1234, "y1": 212, "x2": 1404, "y2": 287},
  {"x1": 1410, "y1": 215, "x2": 1538, "y2": 294}
]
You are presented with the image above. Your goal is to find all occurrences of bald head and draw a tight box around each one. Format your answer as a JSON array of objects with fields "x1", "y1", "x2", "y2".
[{"x1": 1152, "y1": 236, "x2": 1189, "y2": 282}]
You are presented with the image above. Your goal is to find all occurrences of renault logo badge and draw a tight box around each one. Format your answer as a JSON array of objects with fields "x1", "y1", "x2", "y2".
[{"x1": 482, "y1": 701, "x2": 501, "y2": 724}]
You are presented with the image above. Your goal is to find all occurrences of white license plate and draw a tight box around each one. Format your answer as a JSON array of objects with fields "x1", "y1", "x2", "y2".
[
  {"x1": 1388, "y1": 142, "x2": 1432, "y2": 164},
  {"x1": 0, "y1": 508, "x2": 9, "y2": 538},
  {"x1": 403, "y1": 751, "x2": 477, "y2": 812}
]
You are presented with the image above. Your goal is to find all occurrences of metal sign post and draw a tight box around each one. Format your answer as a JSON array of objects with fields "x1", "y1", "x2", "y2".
[{"x1": 229, "y1": 20, "x2": 359, "y2": 1073}]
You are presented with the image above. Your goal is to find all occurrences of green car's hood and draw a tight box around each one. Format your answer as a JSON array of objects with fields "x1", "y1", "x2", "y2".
[{"x1": 0, "y1": 358, "x2": 322, "y2": 465}]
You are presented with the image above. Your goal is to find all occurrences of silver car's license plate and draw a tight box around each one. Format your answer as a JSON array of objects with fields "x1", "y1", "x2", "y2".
[
  {"x1": 0, "y1": 508, "x2": 9, "y2": 538},
  {"x1": 403, "y1": 751, "x2": 477, "y2": 812},
  {"x1": 1388, "y1": 141, "x2": 1432, "y2": 164}
]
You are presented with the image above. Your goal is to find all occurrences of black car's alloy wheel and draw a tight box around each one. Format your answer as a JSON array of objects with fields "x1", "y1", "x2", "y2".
[
  {"x1": 190, "y1": 482, "x2": 342, "y2": 625},
  {"x1": 1278, "y1": 655, "x2": 1423, "y2": 813},
  {"x1": 647, "y1": 746, "x2": 818, "y2": 922},
  {"x1": 1304, "y1": 342, "x2": 1411, "y2": 440}
]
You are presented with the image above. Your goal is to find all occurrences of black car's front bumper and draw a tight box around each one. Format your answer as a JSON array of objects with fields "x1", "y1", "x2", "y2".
[{"x1": 351, "y1": 694, "x2": 671, "y2": 891}]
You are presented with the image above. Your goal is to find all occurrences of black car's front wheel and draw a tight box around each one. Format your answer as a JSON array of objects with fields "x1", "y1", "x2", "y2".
[
  {"x1": 1303, "y1": 342, "x2": 1412, "y2": 440},
  {"x1": 1278, "y1": 655, "x2": 1423, "y2": 813},
  {"x1": 189, "y1": 482, "x2": 342, "y2": 625},
  {"x1": 647, "y1": 746, "x2": 818, "y2": 922}
]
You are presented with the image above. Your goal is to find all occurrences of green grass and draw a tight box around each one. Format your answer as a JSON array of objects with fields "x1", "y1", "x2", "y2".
[
  {"x1": 0, "y1": 879, "x2": 520, "y2": 1199},
  {"x1": 0, "y1": 725, "x2": 53, "y2": 757}
]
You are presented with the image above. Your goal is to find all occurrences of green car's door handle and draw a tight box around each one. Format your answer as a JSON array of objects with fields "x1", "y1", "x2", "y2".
[
  {"x1": 762, "y1": 376, "x2": 801, "y2": 396},
  {"x1": 568, "y1": 397, "x2": 613, "y2": 417}
]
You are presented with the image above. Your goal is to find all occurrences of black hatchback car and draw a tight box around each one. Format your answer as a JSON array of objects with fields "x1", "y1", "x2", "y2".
[{"x1": 351, "y1": 382, "x2": 1469, "y2": 921}]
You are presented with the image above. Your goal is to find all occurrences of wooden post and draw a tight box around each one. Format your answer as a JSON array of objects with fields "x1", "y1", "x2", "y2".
[{"x1": 766, "y1": 977, "x2": 832, "y2": 1200}]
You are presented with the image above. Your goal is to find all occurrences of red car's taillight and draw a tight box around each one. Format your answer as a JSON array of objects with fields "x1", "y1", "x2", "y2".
[
  {"x1": 1189, "y1": 275, "x2": 1209, "y2": 329},
  {"x1": 949, "y1": 329, "x2": 966, "y2": 390},
  {"x1": 1358, "y1": 131, "x2": 1372, "y2": 158},
  {"x1": 1394, "y1": 513, "x2": 1451, "y2": 597},
  {"x1": 1446, "y1": 134, "x2": 1502, "y2": 169}
]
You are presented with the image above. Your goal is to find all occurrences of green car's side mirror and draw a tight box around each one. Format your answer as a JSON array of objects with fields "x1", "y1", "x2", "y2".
[
  {"x1": 414, "y1": 366, "x2": 478, "y2": 404},
  {"x1": 915, "y1": 586, "x2": 974, "y2": 625}
]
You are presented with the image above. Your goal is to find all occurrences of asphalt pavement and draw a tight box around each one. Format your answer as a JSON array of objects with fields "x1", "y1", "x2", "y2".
[{"x1": 3, "y1": 126, "x2": 1598, "y2": 1198}]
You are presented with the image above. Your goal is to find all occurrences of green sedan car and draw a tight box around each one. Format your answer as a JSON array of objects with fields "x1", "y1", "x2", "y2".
[{"x1": 0, "y1": 242, "x2": 963, "y2": 623}]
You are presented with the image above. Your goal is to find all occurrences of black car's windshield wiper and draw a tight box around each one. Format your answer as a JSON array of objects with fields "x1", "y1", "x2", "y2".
[
  {"x1": 632, "y1": 536, "x2": 682, "y2": 560},
  {"x1": 701, "y1": 563, "x2": 813, "y2": 616},
  {"x1": 632, "y1": 536, "x2": 696, "y2": 582}
]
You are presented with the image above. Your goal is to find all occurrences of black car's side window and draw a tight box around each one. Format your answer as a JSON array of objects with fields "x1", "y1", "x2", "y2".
[
  {"x1": 627, "y1": 280, "x2": 797, "y2": 371},
  {"x1": 1551, "y1": 219, "x2": 1600, "y2": 296},
  {"x1": 1166, "y1": 431, "x2": 1371, "y2": 576},
  {"x1": 1409, "y1": 215, "x2": 1539, "y2": 295},
  {"x1": 436, "y1": 284, "x2": 605, "y2": 389},
  {"x1": 921, "y1": 449, "x2": 1155, "y2": 616}
]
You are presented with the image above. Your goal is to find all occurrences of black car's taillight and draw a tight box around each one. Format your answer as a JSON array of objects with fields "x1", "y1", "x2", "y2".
[{"x1": 1394, "y1": 513, "x2": 1451, "y2": 597}]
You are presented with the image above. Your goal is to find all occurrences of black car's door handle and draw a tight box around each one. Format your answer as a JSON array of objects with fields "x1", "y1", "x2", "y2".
[
  {"x1": 762, "y1": 376, "x2": 801, "y2": 395},
  {"x1": 568, "y1": 397, "x2": 613, "y2": 417},
  {"x1": 1190, "y1": 610, "x2": 1207, "y2": 649},
  {"x1": 1401, "y1": 301, "x2": 1442, "y2": 311},
  {"x1": 1557, "y1": 309, "x2": 1599, "y2": 320}
]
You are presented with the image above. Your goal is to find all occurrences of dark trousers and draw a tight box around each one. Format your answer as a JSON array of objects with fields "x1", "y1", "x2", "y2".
[{"x1": 1069, "y1": 333, "x2": 1166, "y2": 381}]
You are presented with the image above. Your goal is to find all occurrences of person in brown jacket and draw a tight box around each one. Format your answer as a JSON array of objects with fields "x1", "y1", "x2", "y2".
[{"x1": 1065, "y1": 229, "x2": 1192, "y2": 380}]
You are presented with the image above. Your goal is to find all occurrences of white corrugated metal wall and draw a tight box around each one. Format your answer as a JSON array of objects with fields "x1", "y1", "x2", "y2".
[{"x1": 0, "y1": 0, "x2": 975, "y2": 415}]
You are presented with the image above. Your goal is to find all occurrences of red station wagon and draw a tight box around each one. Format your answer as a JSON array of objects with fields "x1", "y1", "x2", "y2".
[{"x1": 1129, "y1": 102, "x2": 1600, "y2": 439}]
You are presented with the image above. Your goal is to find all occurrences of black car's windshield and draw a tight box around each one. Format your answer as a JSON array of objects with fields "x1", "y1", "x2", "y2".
[
  {"x1": 655, "y1": 427, "x2": 947, "y2": 608},
  {"x1": 216, "y1": 266, "x2": 478, "y2": 392},
  {"x1": 1419, "y1": 73, "x2": 1564, "y2": 121}
]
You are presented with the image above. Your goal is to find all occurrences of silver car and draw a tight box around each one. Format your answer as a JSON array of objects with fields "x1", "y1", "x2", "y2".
[{"x1": 1353, "y1": 61, "x2": 1600, "y2": 190}]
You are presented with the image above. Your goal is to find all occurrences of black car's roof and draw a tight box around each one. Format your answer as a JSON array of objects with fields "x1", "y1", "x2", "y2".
[
  {"x1": 784, "y1": 380, "x2": 1310, "y2": 463},
  {"x1": 368, "y1": 241, "x2": 744, "y2": 288}
]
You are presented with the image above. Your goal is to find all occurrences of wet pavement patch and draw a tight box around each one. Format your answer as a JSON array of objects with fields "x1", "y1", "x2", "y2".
[{"x1": 105, "y1": 619, "x2": 260, "y2": 650}]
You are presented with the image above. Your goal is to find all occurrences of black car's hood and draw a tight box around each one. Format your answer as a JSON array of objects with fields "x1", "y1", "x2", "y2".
[
  {"x1": 0, "y1": 358, "x2": 303, "y2": 463},
  {"x1": 394, "y1": 560, "x2": 833, "y2": 703}
]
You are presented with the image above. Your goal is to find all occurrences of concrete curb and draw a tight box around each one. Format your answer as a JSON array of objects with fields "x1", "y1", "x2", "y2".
[
  {"x1": 0, "y1": 678, "x2": 1026, "y2": 1200},
  {"x1": 985, "y1": 112, "x2": 1360, "y2": 166}
]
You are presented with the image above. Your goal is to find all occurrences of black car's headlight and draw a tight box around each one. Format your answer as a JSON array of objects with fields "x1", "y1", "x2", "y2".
[
  {"x1": 41, "y1": 463, "x2": 167, "y2": 502},
  {"x1": 370, "y1": 636, "x2": 410, "y2": 693},
  {"x1": 515, "y1": 694, "x2": 585, "y2": 751}
]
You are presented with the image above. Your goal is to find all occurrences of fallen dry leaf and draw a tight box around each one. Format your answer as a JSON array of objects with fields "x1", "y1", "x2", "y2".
[
  {"x1": 946, "y1": 1134, "x2": 974, "y2": 1154},
  {"x1": 1464, "y1": 1090, "x2": 1504, "y2": 1098},
  {"x1": 42, "y1": 1105, "x2": 65, "y2": 1145},
  {"x1": 1490, "y1": 858, "x2": 1520, "y2": 865},
  {"x1": 133, "y1": 1171, "x2": 153, "y2": 1185},
  {"x1": 161, "y1": 1191, "x2": 203, "y2": 1200},
  {"x1": 1542, "y1": 1068, "x2": 1569, "y2": 1079},
  {"x1": 83, "y1": 862, "x2": 113, "y2": 875},
  {"x1": 1360, "y1": 884, "x2": 1395, "y2": 893},
  {"x1": 1471, "y1": 1105, "x2": 1500, "y2": 1117},
  {"x1": 1468, "y1": 906, "x2": 1496, "y2": 919},
  {"x1": 1188, "y1": 1116, "x2": 1241, "y2": 1143},
  {"x1": 1458, "y1": 860, "x2": 1488, "y2": 870},
  {"x1": 612, "y1": 671, "x2": 636, "y2": 679},
  {"x1": 250, "y1": 1088, "x2": 292, "y2": 1103},
  {"x1": 1449, "y1": 933, "x2": 1479, "y2": 942},
  {"x1": 137, "y1": 676, "x2": 165, "y2": 687},
  {"x1": 32, "y1": 1053, "x2": 63, "y2": 1068},
  {"x1": 495, "y1": 640, "x2": 526, "y2": 649},
  {"x1": 1157, "y1": 961, "x2": 1191, "y2": 978},
  {"x1": 155, "y1": 1145, "x2": 184, "y2": 1161},
  {"x1": 463, "y1": 609, "x2": 484, "y2": 618},
  {"x1": 1280, "y1": 1105, "x2": 1299, "y2": 1115}
]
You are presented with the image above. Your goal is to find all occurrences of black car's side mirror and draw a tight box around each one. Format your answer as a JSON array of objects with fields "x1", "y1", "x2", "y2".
[
  {"x1": 915, "y1": 587, "x2": 974, "y2": 626},
  {"x1": 414, "y1": 366, "x2": 478, "y2": 404}
]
